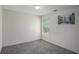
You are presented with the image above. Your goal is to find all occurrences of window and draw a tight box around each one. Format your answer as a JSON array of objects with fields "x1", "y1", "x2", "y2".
[{"x1": 43, "y1": 19, "x2": 49, "y2": 33}]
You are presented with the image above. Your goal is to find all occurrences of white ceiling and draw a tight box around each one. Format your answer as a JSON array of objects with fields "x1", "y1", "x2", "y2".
[{"x1": 2, "y1": 5, "x2": 79, "y2": 15}]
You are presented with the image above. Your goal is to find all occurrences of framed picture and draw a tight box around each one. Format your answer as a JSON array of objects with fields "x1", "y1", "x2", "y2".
[{"x1": 58, "y1": 13, "x2": 75, "y2": 24}]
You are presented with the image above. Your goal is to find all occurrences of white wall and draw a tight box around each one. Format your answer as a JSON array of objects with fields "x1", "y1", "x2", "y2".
[
  {"x1": 2, "y1": 9, "x2": 40, "y2": 47},
  {"x1": 0, "y1": 6, "x2": 2, "y2": 52},
  {"x1": 42, "y1": 7, "x2": 79, "y2": 53}
]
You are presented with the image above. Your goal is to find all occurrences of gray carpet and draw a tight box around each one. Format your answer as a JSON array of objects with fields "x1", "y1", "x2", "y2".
[{"x1": 1, "y1": 39, "x2": 76, "y2": 54}]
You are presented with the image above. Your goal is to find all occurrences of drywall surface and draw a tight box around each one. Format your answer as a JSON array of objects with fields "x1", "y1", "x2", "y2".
[
  {"x1": 42, "y1": 7, "x2": 79, "y2": 53},
  {"x1": 2, "y1": 9, "x2": 40, "y2": 47},
  {"x1": 0, "y1": 6, "x2": 2, "y2": 52}
]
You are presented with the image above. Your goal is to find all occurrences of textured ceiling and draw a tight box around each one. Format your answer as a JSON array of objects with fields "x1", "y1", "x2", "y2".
[{"x1": 2, "y1": 5, "x2": 79, "y2": 15}]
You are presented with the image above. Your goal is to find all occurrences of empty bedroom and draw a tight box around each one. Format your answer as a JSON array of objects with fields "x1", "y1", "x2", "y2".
[{"x1": 0, "y1": 5, "x2": 79, "y2": 54}]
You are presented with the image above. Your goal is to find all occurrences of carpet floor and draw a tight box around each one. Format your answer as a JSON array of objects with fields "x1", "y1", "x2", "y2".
[{"x1": 1, "y1": 39, "x2": 76, "y2": 54}]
